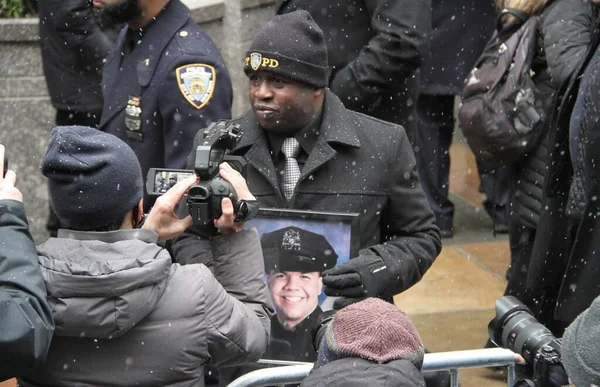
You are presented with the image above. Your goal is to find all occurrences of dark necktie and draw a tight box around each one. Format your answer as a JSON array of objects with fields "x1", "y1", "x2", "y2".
[{"x1": 281, "y1": 137, "x2": 301, "y2": 200}]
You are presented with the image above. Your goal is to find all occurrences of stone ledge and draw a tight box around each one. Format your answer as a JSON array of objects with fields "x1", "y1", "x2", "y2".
[
  {"x1": 0, "y1": 18, "x2": 39, "y2": 42},
  {"x1": 182, "y1": 0, "x2": 225, "y2": 23},
  {"x1": 241, "y1": 0, "x2": 276, "y2": 11}
]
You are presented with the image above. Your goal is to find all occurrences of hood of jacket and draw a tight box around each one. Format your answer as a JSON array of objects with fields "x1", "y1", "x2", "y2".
[
  {"x1": 301, "y1": 357, "x2": 426, "y2": 387},
  {"x1": 36, "y1": 229, "x2": 171, "y2": 340}
]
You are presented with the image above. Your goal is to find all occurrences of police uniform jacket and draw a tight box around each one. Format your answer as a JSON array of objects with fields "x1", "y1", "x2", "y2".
[
  {"x1": 171, "y1": 90, "x2": 442, "y2": 301},
  {"x1": 277, "y1": 0, "x2": 431, "y2": 143},
  {"x1": 99, "y1": 0, "x2": 232, "y2": 208}
]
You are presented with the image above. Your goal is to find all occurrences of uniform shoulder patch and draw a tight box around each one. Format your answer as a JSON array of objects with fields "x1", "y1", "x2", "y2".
[{"x1": 176, "y1": 64, "x2": 216, "y2": 109}]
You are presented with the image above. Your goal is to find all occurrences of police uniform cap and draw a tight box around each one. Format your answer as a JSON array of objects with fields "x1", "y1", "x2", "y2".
[{"x1": 261, "y1": 226, "x2": 338, "y2": 273}]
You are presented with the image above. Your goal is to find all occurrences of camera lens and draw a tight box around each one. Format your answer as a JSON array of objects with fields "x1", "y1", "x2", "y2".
[{"x1": 488, "y1": 296, "x2": 557, "y2": 364}]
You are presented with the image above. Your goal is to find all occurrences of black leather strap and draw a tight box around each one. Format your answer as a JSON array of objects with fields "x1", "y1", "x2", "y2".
[{"x1": 500, "y1": 7, "x2": 529, "y2": 23}]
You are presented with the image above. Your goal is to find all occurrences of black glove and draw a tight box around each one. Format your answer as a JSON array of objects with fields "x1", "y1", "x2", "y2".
[{"x1": 322, "y1": 255, "x2": 388, "y2": 309}]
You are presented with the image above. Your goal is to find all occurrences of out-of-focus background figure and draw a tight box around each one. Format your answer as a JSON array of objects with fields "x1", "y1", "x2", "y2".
[
  {"x1": 493, "y1": 0, "x2": 596, "y2": 338},
  {"x1": 276, "y1": 0, "x2": 431, "y2": 144},
  {"x1": 416, "y1": 0, "x2": 496, "y2": 238}
]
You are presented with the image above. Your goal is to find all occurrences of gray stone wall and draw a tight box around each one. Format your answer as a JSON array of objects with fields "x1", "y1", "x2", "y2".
[{"x1": 0, "y1": 0, "x2": 276, "y2": 244}]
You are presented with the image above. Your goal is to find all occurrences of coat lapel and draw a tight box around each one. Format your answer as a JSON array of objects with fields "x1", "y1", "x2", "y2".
[
  {"x1": 232, "y1": 113, "x2": 284, "y2": 201},
  {"x1": 301, "y1": 90, "x2": 361, "y2": 180}
]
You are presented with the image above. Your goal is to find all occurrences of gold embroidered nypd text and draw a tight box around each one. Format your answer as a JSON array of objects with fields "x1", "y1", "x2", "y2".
[{"x1": 245, "y1": 52, "x2": 279, "y2": 71}]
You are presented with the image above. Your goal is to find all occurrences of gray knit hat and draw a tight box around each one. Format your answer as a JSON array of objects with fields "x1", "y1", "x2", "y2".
[
  {"x1": 244, "y1": 10, "x2": 330, "y2": 87},
  {"x1": 40, "y1": 126, "x2": 143, "y2": 230},
  {"x1": 562, "y1": 296, "x2": 600, "y2": 387},
  {"x1": 315, "y1": 298, "x2": 425, "y2": 369}
]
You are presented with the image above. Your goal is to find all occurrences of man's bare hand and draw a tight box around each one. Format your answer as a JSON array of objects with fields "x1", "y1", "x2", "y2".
[
  {"x1": 0, "y1": 144, "x2": 22, "y2": 202},
  {"x1": 214, "y1": 162, "x2": 256, "y2": 234},
  {"x1": 143, "y1": 175, "x2": 197, "y2": 241}
]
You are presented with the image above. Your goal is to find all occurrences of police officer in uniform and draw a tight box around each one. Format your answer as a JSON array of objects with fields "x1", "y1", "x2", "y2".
[
  {"x1": 93, "y1": 0, "x2": 233, "y2": 211},
  {"x1": 261, "y1": 226, "x2": 338, "y2": 362}
]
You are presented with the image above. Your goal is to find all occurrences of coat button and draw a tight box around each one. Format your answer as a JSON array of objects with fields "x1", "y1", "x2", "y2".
[{"x1": 179, "y1": 31, "x2": 188, "y2": 37}]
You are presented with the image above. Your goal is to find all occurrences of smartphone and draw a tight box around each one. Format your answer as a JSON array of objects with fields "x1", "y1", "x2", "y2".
[{"x1": 2, "y1": 154, "x2": 7, "y2": 178}]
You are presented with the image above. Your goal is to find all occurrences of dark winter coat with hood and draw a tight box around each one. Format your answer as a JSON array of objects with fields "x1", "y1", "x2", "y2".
[
  {"x1": 276, "y1": 0, "x2": 432, "y2": 144},
  {"x1": 300, "y1": 358, "x2": 426, "y2": 387},
  {"x1": 0, "y1": 200, "x2": 54, "y2": 382},
  {"x1": 18, "y1": 228, "x2": 273, "y2": 387},
  {"x1": 527, "y1": 8, "x2": 600, "y2": 324},
  {"x1": 509, "y1": 0, "x2": 595, "y2": 229}
]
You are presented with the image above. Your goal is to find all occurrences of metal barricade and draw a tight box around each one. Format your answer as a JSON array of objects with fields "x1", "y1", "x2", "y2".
[{"x1": 226, "y1": 348, "x2": 518, "y2": 387}]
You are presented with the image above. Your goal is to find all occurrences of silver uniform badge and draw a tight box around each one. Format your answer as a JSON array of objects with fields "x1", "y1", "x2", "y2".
[{"x1": 125, "y1": 96, "x2": 143, "y2": 141}]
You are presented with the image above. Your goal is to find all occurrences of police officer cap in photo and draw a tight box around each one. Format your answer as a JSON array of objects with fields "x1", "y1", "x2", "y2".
[
  {"x1": 243, "y1": 10, "x2": 330, "y2": 87},
  {"x1": 561, "y1": 295, "x2": 600, "y2": 387},
  {"x1": 40, "y1": 126, "x2": 143, "y2": 231},
  {"x1": 261, "y1": 226, "x2": 338, "y2": 273}
]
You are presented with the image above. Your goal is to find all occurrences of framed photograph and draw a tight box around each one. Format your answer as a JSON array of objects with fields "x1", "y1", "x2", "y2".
[{"x1": 246, "y1": 208, "x2": 360, "y2": 363}]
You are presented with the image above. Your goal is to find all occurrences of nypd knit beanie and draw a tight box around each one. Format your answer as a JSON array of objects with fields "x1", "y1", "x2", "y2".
[
  {"x1": 40, "y1": 126, "x2": 143, "y2": 231},
  {"x1": 562, "y1": 296, "x2": 600, "y2": 387},
  {"x1": 244, "y1": 10, "x2": 329, "y2": 87},
  {"x1": 315, "y1": 298, "x2": 425, "y2": 368}
]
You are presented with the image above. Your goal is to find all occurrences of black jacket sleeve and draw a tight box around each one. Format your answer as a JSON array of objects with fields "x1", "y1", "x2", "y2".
[
  {"x1": 329, "y1": 0, "x2": 431, "y2": 110},
  {"x1": 46, "y1": 0, "x2": 113, "y2": 75},
  {"x1": 0, "y1": 200, "x2": 54, "y2": 381},
  {"x1": 542, "y1": 0, "x2": 595, "y2": 89}
]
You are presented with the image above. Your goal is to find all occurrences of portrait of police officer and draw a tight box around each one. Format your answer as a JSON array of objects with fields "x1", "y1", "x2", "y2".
[
  {"x1": 93, "y1": 0, "x2": 233, "y2": 211},
  {"x1": 261, "y1": 226, "x2": 337, "y2": 361}
]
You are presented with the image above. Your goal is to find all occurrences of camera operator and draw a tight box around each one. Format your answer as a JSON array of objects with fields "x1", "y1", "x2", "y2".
[
  {"x1": 562, "y1": 295, "x2": 600, "y2": 387},
  {"x1": 0, "y1": 144, "x2": 54, "y2": 382},
  {"x1": 17, "y1": 126, "x2": 273, "y2": 387},
  {"x1": 303, "y1": 297, "x2": 426, "y2": 387}
]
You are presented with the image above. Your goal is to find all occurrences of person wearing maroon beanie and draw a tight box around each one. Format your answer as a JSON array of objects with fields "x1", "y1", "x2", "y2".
[{"x1": 302, "y1": 297, "x2": 426, "y2": 387}]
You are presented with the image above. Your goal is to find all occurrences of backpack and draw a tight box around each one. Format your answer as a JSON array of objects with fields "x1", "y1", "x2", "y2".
[{"x1": 458, "y1": 9, "x2": 553, "y2": 169}]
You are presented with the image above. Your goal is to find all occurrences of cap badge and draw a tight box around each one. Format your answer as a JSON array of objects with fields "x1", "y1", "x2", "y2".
[
  {"x1": 282, "y1": 229, "x2": 301, "y2": 251},
  {"x1": 250, "y1": 53, "x2": 262, "y2": 71}
]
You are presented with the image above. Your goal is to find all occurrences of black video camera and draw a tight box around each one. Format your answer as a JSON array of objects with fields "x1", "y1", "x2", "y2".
[
  {"x1": 146, "y1": 120, "x2": 249, "y2": 226},
  {"x1": 488, "y1": 296, "x2": 567, "y2": 387}
]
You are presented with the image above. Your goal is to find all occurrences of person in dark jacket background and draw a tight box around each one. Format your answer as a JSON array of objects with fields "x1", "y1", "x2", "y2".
[
  {"x1": 95, "y1": 0, "x2": 233, "y2": 212},
  {"x1": 416, "y1": 0, "x2": 497, "y2": 237},
  {"x1": 487, "y1": 0, "x2": 596, "y2": 338},
  {"x1": 526, "y1": 1, "x2": 600, "y2": 335},
  {"x1": 0, "y1": 144, "x2": 53, "y2": 382},
  {"x1": 301, "y1": 297, "x2": 426, "y2": 387},
  {"x1": 38, "y1": 0, "x2": 119, "y2": 237},
  {"x1": 276, "y1": 0, "x2": 431, "y2": 144}
]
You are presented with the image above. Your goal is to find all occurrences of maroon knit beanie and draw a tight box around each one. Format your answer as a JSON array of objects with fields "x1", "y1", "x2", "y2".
[{"x1": 316, "y1": 298, "x2": 424, "y2": 368}]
